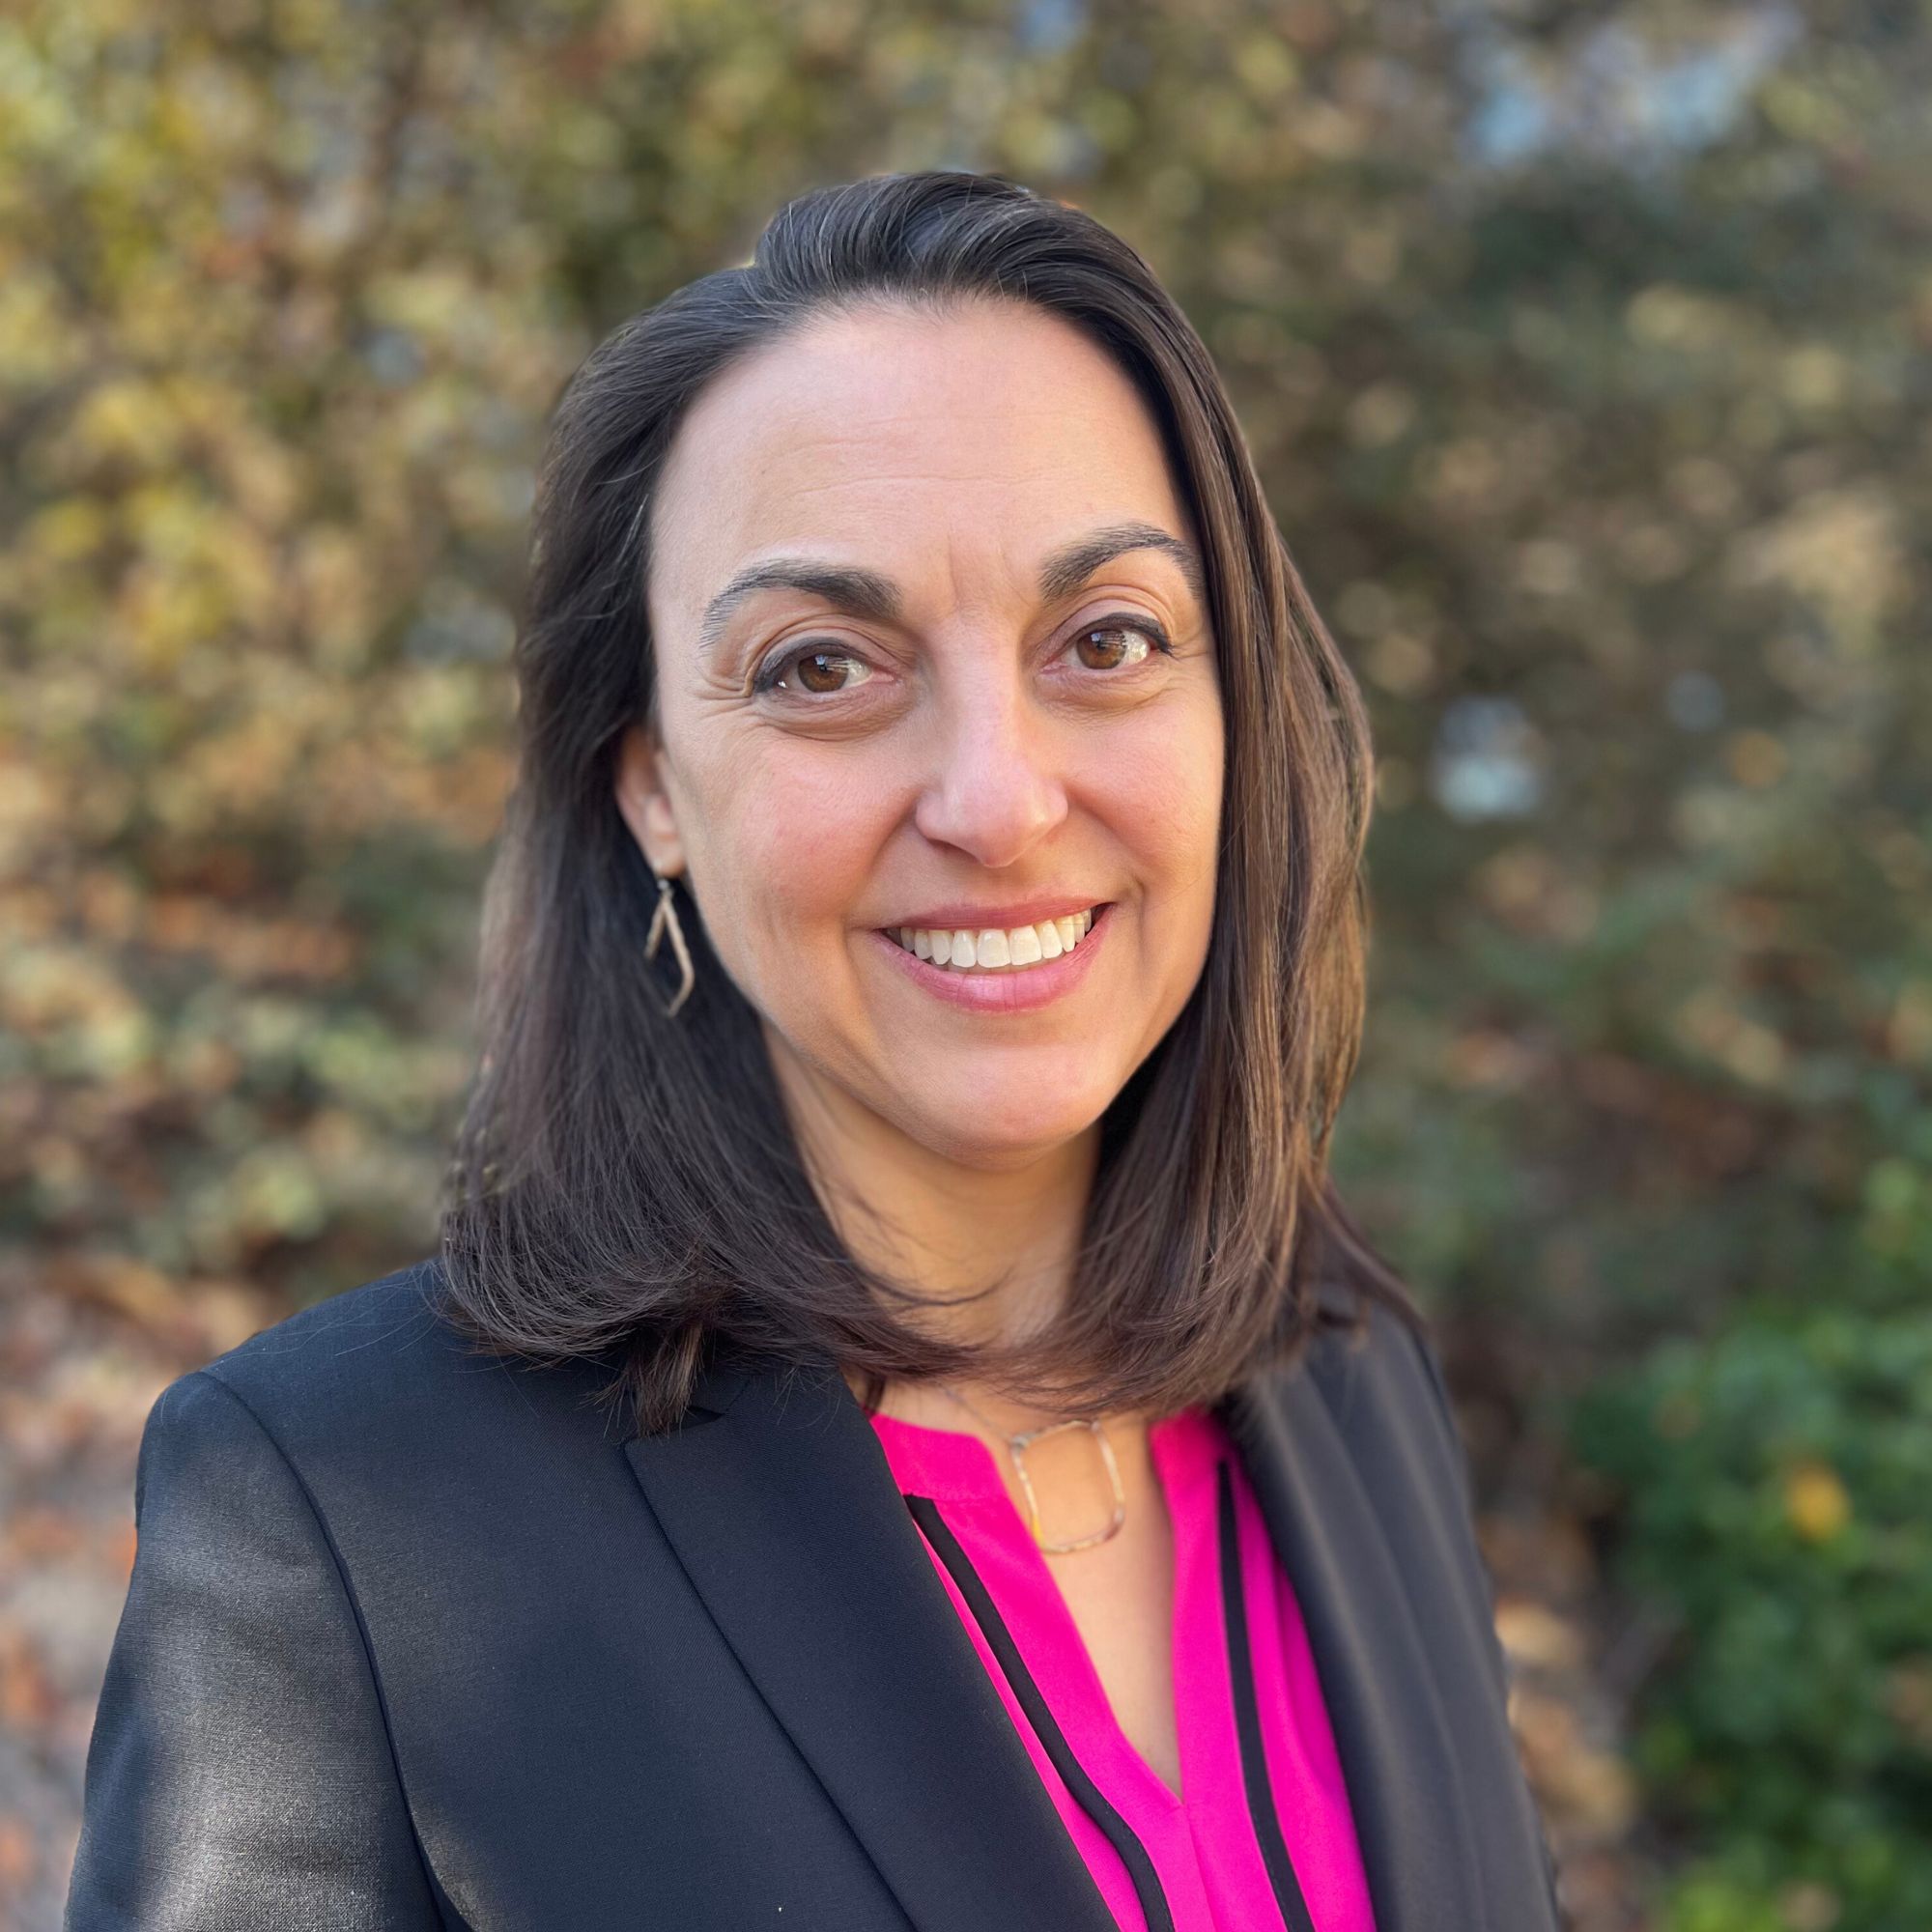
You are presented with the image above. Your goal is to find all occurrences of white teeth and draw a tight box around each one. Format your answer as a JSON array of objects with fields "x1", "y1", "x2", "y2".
[{"x1": 886, "y1": 906, "x2": 1102, "y2": 972}]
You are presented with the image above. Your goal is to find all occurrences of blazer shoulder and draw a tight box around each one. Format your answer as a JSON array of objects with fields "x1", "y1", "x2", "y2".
[
  {"x1": 1266, "y1": 1287, "x2": 1444, "y2": 1416},
  {"x1": 171, "y1": 1256, "x2": 622, "y2": 1472},
  {"x1": 188, "y1": 1256, "x2": 449, "y2": 1410},
  {"x1": 1237, "y1": 1289, "x2": 1478, "y2": 1511}
]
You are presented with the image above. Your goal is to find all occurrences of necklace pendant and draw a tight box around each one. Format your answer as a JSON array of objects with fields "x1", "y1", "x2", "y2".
[{"x1": 1008, "y1": 1418, "x2": 1127, "y2": 1553}]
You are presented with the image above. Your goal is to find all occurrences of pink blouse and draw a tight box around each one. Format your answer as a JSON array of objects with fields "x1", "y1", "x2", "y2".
[{"x1": 869, "y1": 1404, "x2": 1378, "y2": 1932}]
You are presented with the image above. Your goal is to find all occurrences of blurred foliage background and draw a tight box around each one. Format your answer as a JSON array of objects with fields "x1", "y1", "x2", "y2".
[{"x1": 2, "y1": 0, "x2": 1928, "y2": 1926}]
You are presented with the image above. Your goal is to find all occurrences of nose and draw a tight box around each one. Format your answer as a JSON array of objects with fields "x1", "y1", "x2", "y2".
[{"x1": 911, "y1": 675, "x2": 1069, "y2": 869}]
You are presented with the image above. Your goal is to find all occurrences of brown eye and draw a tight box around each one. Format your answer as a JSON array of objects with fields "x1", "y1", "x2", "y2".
[
  {"x1": 1069, "y1": 620, "x2": 1165, "y2": 671},
  {"x1": 795, "y1": 649, "x2": 856, "y2": 694},
  {"x1": 753, "y1": 644, "x2": 875, "y2": 697}
]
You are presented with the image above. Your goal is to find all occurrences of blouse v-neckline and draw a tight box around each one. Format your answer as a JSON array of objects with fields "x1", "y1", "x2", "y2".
[
  {"x1": 872, "y1": 1406, "x2": 1192, "y2": 1805},
  {"x1": 868, "y1": 1405, "x2": 1378, "y2": 1932}
]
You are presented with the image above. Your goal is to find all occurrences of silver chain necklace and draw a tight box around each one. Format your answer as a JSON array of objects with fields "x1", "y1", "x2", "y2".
[{"x1": 932, "y1": 1382, "x2": 1126, "y2": 1554}]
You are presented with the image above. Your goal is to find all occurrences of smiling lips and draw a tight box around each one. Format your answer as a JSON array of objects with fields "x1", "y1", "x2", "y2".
[{"x1": 885, "y1": 907, "x2": 1099, "y2": 973}]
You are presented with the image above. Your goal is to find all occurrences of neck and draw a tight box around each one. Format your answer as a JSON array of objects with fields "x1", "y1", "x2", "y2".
[{"x1": 766, "y1": 1024, "x2": 1100, "y2": 1353}]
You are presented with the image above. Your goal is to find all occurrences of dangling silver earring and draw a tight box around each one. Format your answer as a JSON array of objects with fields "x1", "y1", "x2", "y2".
[{"x1": 644, "y1": 867, "x2": 695, "y2": 1018}]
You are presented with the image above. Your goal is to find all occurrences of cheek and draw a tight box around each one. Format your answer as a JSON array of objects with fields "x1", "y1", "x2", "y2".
[
  {"x1": 1102, "y1": 703, "x2": 1224, "y2": 901},
  {"x1": 687, "y1": 743, "x2": 889, "y2": 970},
  {"x1": 1119, "y1": 705, "x2": 1223, "y2": 1038}
]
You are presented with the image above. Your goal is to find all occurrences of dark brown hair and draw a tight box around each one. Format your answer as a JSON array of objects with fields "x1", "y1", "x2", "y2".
[{"x1": 436, "y1": 168, "x2": 1424, "y2": 1435}]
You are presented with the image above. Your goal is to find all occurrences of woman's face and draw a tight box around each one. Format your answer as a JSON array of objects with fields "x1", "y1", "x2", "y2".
[{"x1": 618, "y1": 298, "x2": 1223, "y2": 1174}]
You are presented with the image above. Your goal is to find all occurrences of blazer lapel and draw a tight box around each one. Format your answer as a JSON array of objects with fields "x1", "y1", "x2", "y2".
[
  {"x1": 625, "y1": 1327, "x2": 1503, "y2": 1932},
  {"x1": 623, "y1": 1350, "x2": 1116, "y2": 1932},
  {"x1": 1220, "y1": 1340, "x2": 1491, "y2": 1932}
]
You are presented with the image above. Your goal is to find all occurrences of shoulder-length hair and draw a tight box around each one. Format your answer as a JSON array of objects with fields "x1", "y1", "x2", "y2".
[{"x1": 436, "y1": 168, "x2": 1424, "y2": 1435}]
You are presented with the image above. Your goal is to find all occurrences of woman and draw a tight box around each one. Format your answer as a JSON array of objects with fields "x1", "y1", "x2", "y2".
[{"x1": 66, "y1": 171, "x2": 1564, "y2": 1931}]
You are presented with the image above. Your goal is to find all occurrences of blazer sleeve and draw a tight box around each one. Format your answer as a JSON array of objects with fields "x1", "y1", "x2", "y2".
[{"x1": 65, "y1": 1368, "x2": 441, "y2": 1931}]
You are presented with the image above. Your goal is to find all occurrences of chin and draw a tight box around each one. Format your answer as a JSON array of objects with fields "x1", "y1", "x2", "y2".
[{"x1": 892, "y1": 1077, "x2": 1117, "y2": 1172}]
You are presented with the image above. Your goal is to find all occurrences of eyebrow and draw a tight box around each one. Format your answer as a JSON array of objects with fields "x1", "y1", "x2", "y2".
[{"x1": 695, "y1": 519, "x2": 1208, "y2": 653}]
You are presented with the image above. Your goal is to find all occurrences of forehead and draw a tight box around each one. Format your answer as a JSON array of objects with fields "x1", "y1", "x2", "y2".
[{"x1": 647, "y1": 299, "x2": 1191, "y2": 628}]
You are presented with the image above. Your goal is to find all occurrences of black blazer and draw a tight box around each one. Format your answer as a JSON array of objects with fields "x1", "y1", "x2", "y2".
[{"x1": 65, "y1": 1259, "x2": 1564, "y2": 1930}]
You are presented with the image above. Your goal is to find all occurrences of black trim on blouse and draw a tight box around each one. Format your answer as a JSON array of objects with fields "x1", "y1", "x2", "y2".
[
  {"x1": 905, "y1": 1492, "x2": 1179, "y2": 1932},
  {"x1": 905, "y1": 1459, "x2": 1325, "y2": 1932},
  {"x1": 1217, "y1": 1457, "x2": 1318, "y2": 1931}
]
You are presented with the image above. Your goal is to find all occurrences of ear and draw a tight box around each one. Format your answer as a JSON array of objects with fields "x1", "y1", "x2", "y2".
[{"x1": 613, "y1": 722, "x2": 686, "y2": 877}]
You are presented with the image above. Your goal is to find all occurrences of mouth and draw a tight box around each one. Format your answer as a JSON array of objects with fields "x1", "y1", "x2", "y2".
[{"x1": 879, "y1": 903, "x2": 1109, "y2": 974}]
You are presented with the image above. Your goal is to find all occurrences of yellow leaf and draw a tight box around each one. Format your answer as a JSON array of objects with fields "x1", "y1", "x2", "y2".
[{"x1": 1783, "y1": 1461, "x2": 1850, "y2": 1542}]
